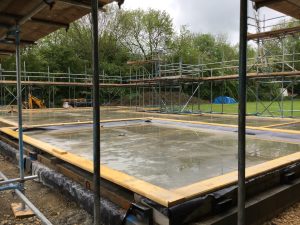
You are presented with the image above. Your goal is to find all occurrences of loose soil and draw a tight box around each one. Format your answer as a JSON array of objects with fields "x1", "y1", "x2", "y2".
[{"x1": 0, "y1": 154, "x2": 92, "y2": 225}]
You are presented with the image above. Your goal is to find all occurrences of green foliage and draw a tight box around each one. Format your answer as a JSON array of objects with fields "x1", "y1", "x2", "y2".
[
  {"x1": 169, "y1": 27, "x2": 238, "y2": 64},
  {"x1": 112, "y1": 8, "x2": 174, "y2": 59},
  {"x1": 1, "y1": 8, "x2": 296, "y2": 105}
]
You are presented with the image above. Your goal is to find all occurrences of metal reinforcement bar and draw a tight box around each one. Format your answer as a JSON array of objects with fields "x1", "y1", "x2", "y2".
[{"x1": 0, "y1": 172, "x2": 52, "y2": 225}]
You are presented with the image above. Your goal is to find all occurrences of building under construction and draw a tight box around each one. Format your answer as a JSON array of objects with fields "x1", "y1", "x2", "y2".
[{"x1": 1, "y1": 1, "x2": 300, "y2": 225}]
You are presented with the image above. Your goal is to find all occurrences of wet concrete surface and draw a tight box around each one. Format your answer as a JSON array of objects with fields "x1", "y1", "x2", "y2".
[{"x1": 24, "y1": 123, "x2": 300, "y2": 189}]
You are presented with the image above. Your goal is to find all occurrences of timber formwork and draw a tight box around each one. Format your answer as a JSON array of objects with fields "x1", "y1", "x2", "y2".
[{"x1": 1, "y1": 115, "x2": 300, "y2": 224}]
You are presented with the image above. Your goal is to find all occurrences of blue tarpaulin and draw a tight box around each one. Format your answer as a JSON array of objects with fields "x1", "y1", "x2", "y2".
[{"x1": 213, "y1": 96, "x2": 237, "y2": 104}]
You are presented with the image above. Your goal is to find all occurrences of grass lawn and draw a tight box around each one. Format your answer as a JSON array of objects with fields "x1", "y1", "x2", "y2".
[{"x1": 183, "y1": 100, "x2": 300, "y2": 118}]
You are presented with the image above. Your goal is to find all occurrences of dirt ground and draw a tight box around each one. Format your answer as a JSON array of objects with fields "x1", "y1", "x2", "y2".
[
  {"x1": 0, "y1": 155, "x2": 92, "y2": 225},
  {"x1": 1, "y1": 154, "x2": 300, "y2": 225},
  {"x1": 264, "y1": 202, "x2": 300, "y2": 225}
]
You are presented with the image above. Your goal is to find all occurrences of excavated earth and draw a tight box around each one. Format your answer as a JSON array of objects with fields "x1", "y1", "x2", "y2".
[{"x1": 0, "y1": 154, "x2": 92, "y2": 225}]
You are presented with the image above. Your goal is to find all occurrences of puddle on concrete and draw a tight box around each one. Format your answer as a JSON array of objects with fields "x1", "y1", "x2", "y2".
[{"x1": 25, "y1": 123, "x2": 299, "y2": 189}]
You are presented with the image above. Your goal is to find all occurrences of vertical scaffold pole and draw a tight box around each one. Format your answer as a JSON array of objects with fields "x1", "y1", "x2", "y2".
[
  {"x1": 0, "y1": 64, "x2": 3, "y2": 106},
  {"x1": 238, "y1": 0, "x2": 248, "y2": 224},
  {"x1": 15, "y1": 25, "x2": 25, "y2": 210},
  {"x1": 91, "y1": 0, "x2": 100, "y2": 224}
]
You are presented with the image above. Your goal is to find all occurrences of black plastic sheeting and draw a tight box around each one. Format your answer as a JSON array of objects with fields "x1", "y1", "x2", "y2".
[
  {"x1": 32, "y1": 162, "x2": 126, "y2": 224},
  {"x1": 0, "y1": 140, "x2": 17, "y2": 161}
]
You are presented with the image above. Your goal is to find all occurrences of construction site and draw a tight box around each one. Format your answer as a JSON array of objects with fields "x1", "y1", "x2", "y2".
[{"x1": 1, "y1": 0, "x2": 300, "y2": 225}]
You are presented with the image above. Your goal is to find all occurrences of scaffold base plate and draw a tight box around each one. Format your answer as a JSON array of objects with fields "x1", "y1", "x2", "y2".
[{"x1": 11, "y1": 203, "x2": 35, "y2": 219}]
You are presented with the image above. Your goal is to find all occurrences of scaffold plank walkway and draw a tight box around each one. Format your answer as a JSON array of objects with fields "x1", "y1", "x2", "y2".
[
  {"x1": 1, "y1": 71, "x2": 300, "y2": 87},
  {"x1": 248, "y1": 25, "x2": 300, "y2": 40},
  {"x1": 132, "y1": 71, "x2": 300, "y2": 83}
]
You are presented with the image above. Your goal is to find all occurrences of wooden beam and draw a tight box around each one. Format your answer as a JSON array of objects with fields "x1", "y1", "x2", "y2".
[
  {"x1": 0, "y1": 38, "x2": 35, "y2": 45},
  {"x1": 252, "y1": 0, "x2": 300, "y2": 19},
  {"x1": 0, "y1": 49, "x2": 14, "y2": 54},
  {"x1": 58, "y1": 0, "x2": 93, "y2": 9},
  {"x1": 0, "y1": 80, "x2": 158, "y2": 87},
  {"x1": 58, "y1": 0, "x2": 112, "y2": 9},
  {"x1": 0, "y1": 13, "x2": 69, "y2": 29},
  {"x1": 253, "y1": 0, "x2": 285, "y2": 9},
  {"x1": 127, "y1": 59, "x2": 157, "y2": 65},
  {"x1": 248, "y1": 25, "x2": 300, "y2": 40},
  {"x1": 132, "y1": 71, "x2": 300, "y2": 83}
]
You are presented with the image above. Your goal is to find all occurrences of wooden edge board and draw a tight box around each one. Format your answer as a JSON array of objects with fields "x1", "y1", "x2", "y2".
[
  {"x1": 262, "y1": 120, "x2": 300, "y2": 128},
  {"x1": 150, "y1": 117, "x2": 300, "y2": 135},
  {"x1": 151, "y1": 117, "x2": 238, "y2": 128},
  {"x1": 249, "y1": 136, "x2": 300, "y2": 145},
  {"x1": 0, "y1": 106, "x2": 129, "y2": 114},
  {"x1": 195, "y1": 113, "x2": 298, "y2": 122},
  {"x1": 2, "y1": 118, "x2": 300, "y2": 206},
  {"x1": 173, "y1": 152, "x2": 300, "y2": 199},
  {"x1": 0, "y1": 118, "x2": 18, "y2": 127},
  {"x1": 0, "y1": 117, "x2": 151, "y2": 129},
  {"x1": 116, "y1": 109, "x2": 298, "y2": 124},
  {"x1": 247, "y1": 125, "x2": 300, "y2": 135},
  {"x1": 0, "y1": 107, "x2": 93, "y2": 112}
]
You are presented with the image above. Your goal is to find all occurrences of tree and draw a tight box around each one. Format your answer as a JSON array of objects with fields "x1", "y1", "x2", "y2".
[{"x1": 112, "y1": 9, "x2": 174, "y2": 59}]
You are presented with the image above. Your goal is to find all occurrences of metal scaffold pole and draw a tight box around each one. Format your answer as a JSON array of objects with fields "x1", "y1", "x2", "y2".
[
  {"x1": 0, "y1": 63, "x2": 3, "y2": 106},
  {"x1": 238, "y1": 0, "x2": 248, "y2": 224},
  {"x1": 91, "y1": 0, "x2": 100, "y2": 224},
  {"x1": 15, "y1": 25, "x2": 26, "y2": 210}
]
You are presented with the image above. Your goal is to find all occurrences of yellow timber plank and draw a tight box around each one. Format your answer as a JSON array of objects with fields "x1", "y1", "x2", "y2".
[
  {"x1": 152, "y1": 117, "x2": 238, "y2": 128},
  {"x1": 0, "y1": 118, "x2": 18, "y2": 127},
  {"x1": 262, "y1": 120, "x2": 300, "y2": 128},
  {"x1": 117, "y1": 109, "x2": 299, "y2": 123},
  {"x1": 0, "y1": 117, "x2": 151, "y2": 130},
  {"x1": 36, "y1": 118, "x2": 149, "y2": 128},
  {"x1": 174, "y1": 152, "x2": 300, "y2": 200},
  {"x1": 2, "y1": 117, "x2": 300, "y2": 206},
  {"x1": 151, "y1": 117, "x2": 300, "y2": 135}
]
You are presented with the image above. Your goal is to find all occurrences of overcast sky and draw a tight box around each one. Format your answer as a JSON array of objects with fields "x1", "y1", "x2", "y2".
[{"x1": 122, "y1": 0, "x2": 286, "y2": 44}]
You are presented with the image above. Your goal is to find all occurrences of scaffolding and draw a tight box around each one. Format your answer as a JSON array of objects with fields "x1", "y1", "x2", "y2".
[
  {"x1": 1, "y1": 46, "x2": 300, "y2": 116},
  {"x1": 0, "y1": 1, "x2": 299, "y2": 225},
  {"x1": 0, "y1": 1, "x2": 125, "y2": 225}
]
